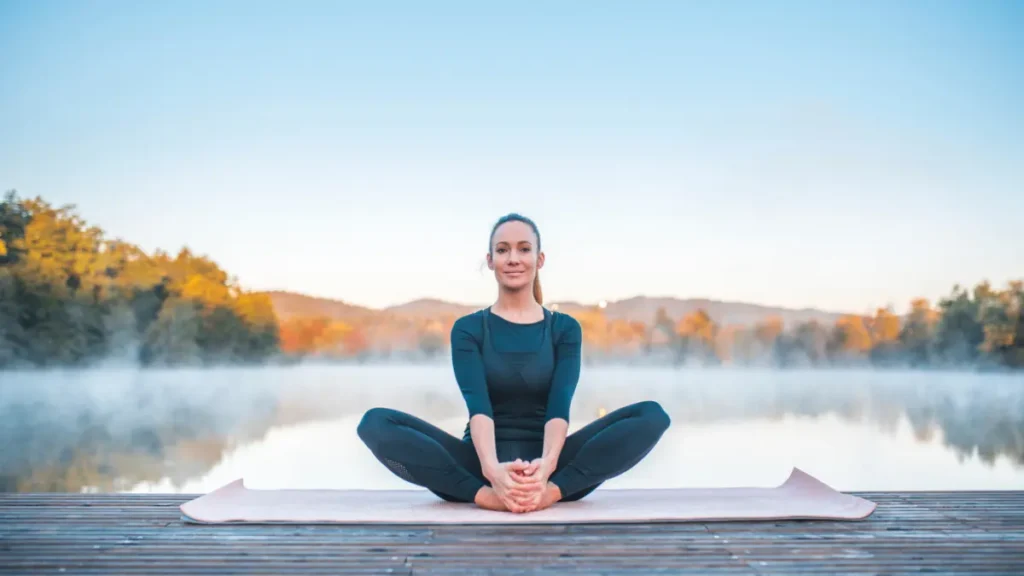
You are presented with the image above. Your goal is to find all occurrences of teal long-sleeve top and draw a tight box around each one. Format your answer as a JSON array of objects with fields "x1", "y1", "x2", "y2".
[{"x1": 450, "y1": 307, "x2": 583, "y2": 442}]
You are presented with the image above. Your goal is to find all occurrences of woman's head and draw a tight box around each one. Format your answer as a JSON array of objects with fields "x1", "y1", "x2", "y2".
[{"x1": 487, "y1": 213, "x2": 545, "y2": 304}]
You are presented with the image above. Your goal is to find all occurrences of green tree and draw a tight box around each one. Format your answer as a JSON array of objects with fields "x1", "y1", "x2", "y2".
[
  {"x1": 900, "y1": 298, "x2": 937, "y2": 366},
  {"x1": 0, "y1": 191, "x2": 281, "y2": 369},
  {"x1": 790, "y1": 320, "x2": 829, "y2": 366},
  {"x1": 979, "y1": 281, "x2": 1024, "y2": 368},
  {"x1": 934, "y1": 284, "x2": 985, "y2": 366},
  {"x1": 143, "y1": 298, "x2": 202, "y2": 366}
]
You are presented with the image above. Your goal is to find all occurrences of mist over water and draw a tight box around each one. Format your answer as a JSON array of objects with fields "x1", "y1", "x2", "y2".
[{"x1": 2, "y1": 365, "x2": 1022, "y2": 493}]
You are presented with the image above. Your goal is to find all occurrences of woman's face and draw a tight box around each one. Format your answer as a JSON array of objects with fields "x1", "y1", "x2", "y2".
[{"x1": 488, "y1": 220, "x2": 544, "y2": 292}]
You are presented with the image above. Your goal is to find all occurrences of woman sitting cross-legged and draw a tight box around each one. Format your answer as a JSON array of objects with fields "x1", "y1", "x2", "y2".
[{"x1": 357, "y1": 213, "x2": 671, "y2": 513}]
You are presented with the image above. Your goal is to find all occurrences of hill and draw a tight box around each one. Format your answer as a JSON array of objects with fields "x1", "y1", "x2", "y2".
[
  {"x1": 588, "y1": 296, "x2": 845, "y2": 327},
  {"x1": 261, "y1": 291, "x2": 377, "y2": 321},
  {"x1": 382, "y1": 298, "x2": 479, "y2": 320},
  {"x1": 263, "y1": 291, "x2": 847, "y2": 327}
]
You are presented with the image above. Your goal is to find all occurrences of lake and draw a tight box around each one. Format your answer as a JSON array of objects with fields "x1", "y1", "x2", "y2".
[{"x1": 2, "y1": 364, "x2": 1022, "y2": 494}]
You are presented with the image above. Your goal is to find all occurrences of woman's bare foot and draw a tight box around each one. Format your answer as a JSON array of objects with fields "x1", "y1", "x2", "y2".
[
  {"x1": 530, "y1": 482, "x2": 563, "y2": 512},
  {"x1": 473, "y1": 486, "x2": 507, "y2": 512}
]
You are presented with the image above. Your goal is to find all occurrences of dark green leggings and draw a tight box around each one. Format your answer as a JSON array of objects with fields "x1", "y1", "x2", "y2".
[{"x1": 357, "y1": 400, "x2": 670, "y2": 503}]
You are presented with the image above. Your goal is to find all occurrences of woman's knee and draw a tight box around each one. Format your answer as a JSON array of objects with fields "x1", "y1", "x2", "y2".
[
  {"x1": 632, "y1": 400, "x2": 671, "y2": 433},
  {"x1": 357, "y1": 407, "x2": 397, "y2": 447}
]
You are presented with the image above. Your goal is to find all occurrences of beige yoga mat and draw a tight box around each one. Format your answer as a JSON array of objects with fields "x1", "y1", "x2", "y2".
[{"x1": 179, "y1": 468, "x2": 876, "y2": 524}]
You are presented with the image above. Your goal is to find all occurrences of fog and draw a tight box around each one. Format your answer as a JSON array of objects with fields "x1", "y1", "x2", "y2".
[{"x1": 1, "y1": 364, "x2": 1022, "y2": 492}]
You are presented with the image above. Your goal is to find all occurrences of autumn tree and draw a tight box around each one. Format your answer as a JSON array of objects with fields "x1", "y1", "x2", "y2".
[
  {"x1": 868, "y1": 307, "x2": 902, "y2": 365},
  {"x1": 828, "y1": 315, "x2": 872, "y2": 364},
  {"x1": 570, "y1": 306, "x2": 610, "y2": 359},
  {"x1": 0, "y1": 191, "x2": 280, "y2": 368},
  {"x1": 674, "y1": 308, "x2": 719, "y2": 364},
  {"x1": 753, "y1": 316, "x2": 785, "y2": 364},
  {"x1": 900, "y1": 298, "x2": 938, "y2": 366},
  {"x1": 978, "y1": 281, "x2": 1023, "y2": 368}
]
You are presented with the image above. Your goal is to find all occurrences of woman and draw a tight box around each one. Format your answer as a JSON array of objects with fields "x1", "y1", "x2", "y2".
[{"x1": 357, "y1": 213, "x2": 670, "y2": 513}]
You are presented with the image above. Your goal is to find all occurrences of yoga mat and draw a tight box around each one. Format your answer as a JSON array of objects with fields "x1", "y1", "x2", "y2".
[{"x1": 179, "y1": 468, "x2": 876, "y2": 524}]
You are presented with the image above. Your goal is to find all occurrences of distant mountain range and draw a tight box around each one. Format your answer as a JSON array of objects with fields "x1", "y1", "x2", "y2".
[{"x1": 262, "y1": 291, "x2": 850, "y2": 327}]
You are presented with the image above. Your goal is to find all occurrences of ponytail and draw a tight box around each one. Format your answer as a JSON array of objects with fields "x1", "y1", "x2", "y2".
[{"x1": 533, "y1": 273, "x2": 543, "y2": 305}]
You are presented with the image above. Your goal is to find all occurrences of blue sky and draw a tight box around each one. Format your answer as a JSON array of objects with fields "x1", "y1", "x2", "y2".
[{"x1": 1, "y1": 0, "x2": 1021, "y2": 314}]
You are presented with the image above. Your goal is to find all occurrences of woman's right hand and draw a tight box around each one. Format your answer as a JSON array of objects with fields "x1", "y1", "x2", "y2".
[{"x1": 486, "y1": 460, "x2": 542, "y2": 513}]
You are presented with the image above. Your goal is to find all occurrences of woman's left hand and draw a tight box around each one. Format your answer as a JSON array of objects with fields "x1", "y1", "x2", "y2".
[
  {"x1": 508, "y1": 458, "x2": 552, "y2": 511},
  {"x1": 521, "y1": 458, "x2": 553, "y2": 483}
]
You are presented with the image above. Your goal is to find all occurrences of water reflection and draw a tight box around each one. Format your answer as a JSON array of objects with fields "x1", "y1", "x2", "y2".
[{"x1": 1, "y1": 365, "x2": 1022, "y2": 493}]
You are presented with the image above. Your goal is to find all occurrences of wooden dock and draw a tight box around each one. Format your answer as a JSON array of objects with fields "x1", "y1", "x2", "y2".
[{"x1": 2, "y1": 490, "x2": 1023, "y2": 574}]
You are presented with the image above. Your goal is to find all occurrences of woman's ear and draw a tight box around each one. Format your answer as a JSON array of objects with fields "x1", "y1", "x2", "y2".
[
  {"x1": 486, "y1": 252, "x2": 494, "y2": 270},
  {"x1": 536, "y1": 251, "x2": 545, "y2": 270}
]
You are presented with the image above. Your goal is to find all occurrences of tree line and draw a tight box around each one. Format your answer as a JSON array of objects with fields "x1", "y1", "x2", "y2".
[
  {"x1": 570, "y1": 282, "x2": 1023, "y2": 370},
  {"x1": 0, "y1": 191, "x2": 278, "y2": 368},
  {"x1": 2, "y1": 190, "x2": 1021, "y2": 370}
]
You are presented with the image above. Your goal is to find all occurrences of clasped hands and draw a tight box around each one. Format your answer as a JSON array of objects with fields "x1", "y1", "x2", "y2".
[{"x1": 486, "y1": 458, "x2": 559, "y2": 513}]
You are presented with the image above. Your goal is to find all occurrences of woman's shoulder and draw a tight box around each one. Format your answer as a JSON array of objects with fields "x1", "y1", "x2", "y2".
[
  {"x1": 550, "y1": 309, "x2": 582, "y2": 341},
  {"x1": 451, "y1": 308, "x2": 487, "y2": 338}
]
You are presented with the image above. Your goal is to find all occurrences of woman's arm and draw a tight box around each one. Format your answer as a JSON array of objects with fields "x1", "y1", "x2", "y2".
[
  {"x1": 538, "y1": 314, "x2": 583, "y2": 473},
  {"x1": 469, "y1": 415, "x2": 501, "y2": 480},
  {"x1": 539, "y1": 418, "x2": 568, "y2": 471},
  {"x1": 450, "y1": 316, "x2": 501, "y2": 478}
]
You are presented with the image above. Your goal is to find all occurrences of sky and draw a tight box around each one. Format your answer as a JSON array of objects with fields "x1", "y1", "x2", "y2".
[{"x1": 1, "y1": 0, "x2": 1022, "y2": 314}]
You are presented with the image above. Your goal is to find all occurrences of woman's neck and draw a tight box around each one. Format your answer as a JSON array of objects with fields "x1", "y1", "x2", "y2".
[{"x1": 491, "y1": 287, "x2": 543, "y2": 322}]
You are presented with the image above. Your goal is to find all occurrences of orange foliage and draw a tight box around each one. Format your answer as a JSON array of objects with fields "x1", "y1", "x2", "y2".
[
  {"x1": 834, "y1": 315, "x2": 872, "y2": 354},
  {"x1": 869, "y1": 307, "x2": 901, "y2": 344},
  {"x1": 278, "y1": 317, "x2": 331, "y2": 355}
]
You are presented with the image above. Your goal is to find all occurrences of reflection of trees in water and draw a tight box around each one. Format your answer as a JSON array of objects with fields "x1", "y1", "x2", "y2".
[
  {"x1": 915, "y1": 395, "x2": 1024, "y2": 466},
  {"x1": 569, "y1": 370, "x2": 1024, "y2": 467},
  {"x1": 4, "y1": 410, "x2": 229, "y2": 493},
  {"x1": 1, "y1": 367, "x2": 1021, "y2": 492},
  {"x1": 0, "y1": 370, "x2": 281, "y2": 492}
]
